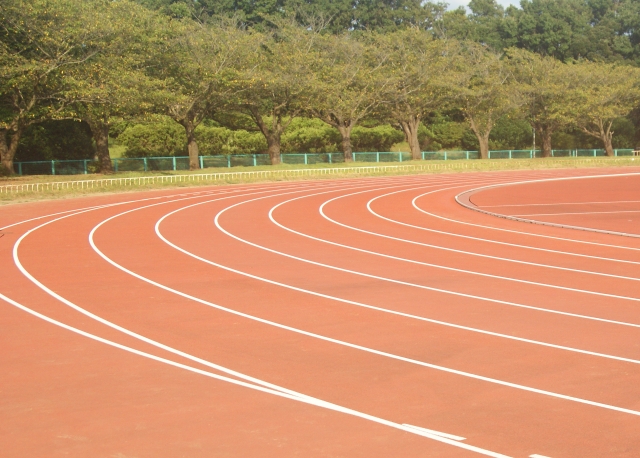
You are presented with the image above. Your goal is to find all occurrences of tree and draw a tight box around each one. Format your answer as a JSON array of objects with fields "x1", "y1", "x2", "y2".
[
  {"x1": 506, "y1": 48, "x2": 576, "y2": 157},
  {"x1": 379, "y1": 29, "x2": 458, "y2": 160},
  {"x1": 308, "y1": 33, "x2": 390, "y2": 161},
  {"x1": 232, "y1": 24, "x2": 315, "y2": 165},
  {"x1": 0, "y1": 0, "x2": 106, "y2": 174},
  {"x1": 456, "y1": 45, "x2": 520, "y2": 159},
  {"x1": 67, "y1": 1, "x2": 169, "y2": 173},
  {"x1": 570, "y1": 60, "x2": 640, "y2": 156},
  {"x1": 151, "y1": 19, "x2": 247, "y2": 170}
]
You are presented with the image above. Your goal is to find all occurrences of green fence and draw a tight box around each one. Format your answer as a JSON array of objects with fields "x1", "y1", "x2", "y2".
[{"x1": 12, "y1": 149, "x2": 637, "y2": 175}]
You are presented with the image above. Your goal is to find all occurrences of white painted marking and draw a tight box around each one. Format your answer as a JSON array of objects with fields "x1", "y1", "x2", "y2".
[
  {"x1": 138, "y1": 195, "x2": 640, "y2": 416},
  {"x1": 267, "y1": 188, "x2": 640, "y2": 303},
  {"x1": 402, "y1": 424, "x2": 466, "y2": 441},
  {"x1": 412, "y1": 188, "x2": 640, "y2": 260},
  {"x1": 364, "y1": 187, "x2": 640, "y2": 276},
  {"x1": 480, "y1": 199, "x2": 640, "y2": 208},
  {"x1": 451, "y1": 172, "x2": 640, "y2": 241},
  {"x1": 213, "y1": 191, "x2": 640, "y2": 329},
  {"x1": 513, "y1": 209, "x2": 640, "y2": 217},
  {"x1": 529, "y1": 454, "x2": 552, "y2": 458},
  {"x1": 0, "y1": 292, "x2": 510, "y2": 457}
]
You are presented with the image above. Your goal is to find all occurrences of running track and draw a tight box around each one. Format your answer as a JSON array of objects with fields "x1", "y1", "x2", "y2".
[{"x1": 2, "y1": 168, "x2": 640, "y2": 457}]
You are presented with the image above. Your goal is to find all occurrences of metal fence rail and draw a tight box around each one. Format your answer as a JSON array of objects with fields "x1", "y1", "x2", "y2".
[
  {"x1": 11, "y1": 149, "x2": 636, "y2": 177},
  {"x1": 3, "y1": 157, "x2": 635, "y2": 194}
]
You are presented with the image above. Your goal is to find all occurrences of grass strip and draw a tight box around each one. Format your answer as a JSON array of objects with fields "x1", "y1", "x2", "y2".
[{"x1": 1, "y1": 157, "x2": 639, "y2": 204}]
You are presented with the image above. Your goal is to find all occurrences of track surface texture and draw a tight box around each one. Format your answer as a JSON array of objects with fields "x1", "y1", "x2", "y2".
[{"x1": 2, "y1": 168, "x2": 640, "y2": 458}]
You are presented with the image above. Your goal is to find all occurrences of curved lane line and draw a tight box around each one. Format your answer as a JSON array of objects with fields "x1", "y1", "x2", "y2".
[
  {"x1": 411, "y1": 172, "x2": 640, "y2": 251},
  {"x1": 454, "y1": 172, "x2": 640, "y2": 239},
  {"x1": 0, "y1": 292, "x2": 509, "y2": 457},
  {"x1": 211, "y1": 189, "x2": 640, "y2": 329},
  {"x1": 364, "y1": 186, "x2": 640, "y2": 271},
  {"x1": 269, "y1": 187, "x2": 640, "y2": 303}
]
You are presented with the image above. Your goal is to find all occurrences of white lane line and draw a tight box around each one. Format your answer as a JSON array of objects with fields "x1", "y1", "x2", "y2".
[
  {"x1": 212, "y1": 191, "x2": 640, "y2": 329},
  {"x1": 0, "y1": 178, "x2": 343, "y2": 232},
  {"x1": 445, "y1": 172, "x2": 640, "y2": 247},
  {"x1": 347, "y1": 188, "x2": 640, "y2": 277},
  {"x1": 142, "y1": 179, "x2": 640, "y2": 358},
  {"x1": 11, "y1": 183, "x2": 386, "y2": 399},
  {"x1": 480, "y1": 199, "x2": 640, "y2": 208},
  {"x1": 513, "y1": 209, "x2": 640, "y2": 217},
  {"x1": 404, "y1": 189, "x2": 640, "y2": 265},
  {"x1": 150, "y1": 189, "x2": 640, "y2": 366},
  {"x1": 365, "y1": 187, "x2": 640, "y2": 271},
  {"x1": 0, "y1": 293, "x2": 510, "y2": 457},
  {"x1": 402, "y1": 424, "x2": 466, "y2": 441},
  {"x1": 529, "y1": 454, "x2": 552, "y2": 458},
  {"x1": 144, "y1": 197, "x2": 640, "y2": 416},
  {"x1": 267, "y1": 187, "x2": 640, "y2": 302}
]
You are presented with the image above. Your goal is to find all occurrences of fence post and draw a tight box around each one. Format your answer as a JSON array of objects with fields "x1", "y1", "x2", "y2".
[
  {"x1": 227, "y1": 156, "x2": 231, "y2": 168},
  {"x1": 114, "y1": 158, "x2": 119, "y2": 172},
  {"x1": 143, "y1": 157, "x2": 148, "y2": 172},
  {"x1": 422, "y1": 151, "x2": 425, "y2": 160},
  {"x1": 18, "y1": 162, "x2": 23, "y2": 175},
  {"x1": 614, "y1": 149, "x2": 618, "y2": 157},
  {"x1": 172, "y1": 157, "x2": 177, "y2": 171},
  {"x1": 399, "y1": 152, "x2": 402, "y2": 162},
  {"x1": 376, "y1": 152, "x2": 380, "y2": 163},
  {"x1": 488, "y1": 151, "x2": 491, "y2": 159},
  {"x1": 304, "y1": 153, "x2": 308, "y2": 165},
  {"x1": 253, "y1": 154, "x2": 257, "y2": 166},
  {"x1": 509, "y1": 150, "x2": 512, "y2": 159},
  {"x1": 328, "y1": 153, "x2": 332, "y2": 164},
  {"x1": 466, "y1": 151, "x2": 469, "y2": 160},
  {"x1": 51, "y1": 160, "x2": 56, "y2": 175},
  {"x1": 200, "y1": 156, "x2": 204, "y2": 168},
  {"x1": 83, "y1": 159, "x2": 88, "y2": 174},
  {"x1": 593, "y1": 149, "x2": 596, "y2": 157},
  {"x1": 530, "y1": 150, "x2": 533, "y2": 159},
  {"x1": 444, "y1": 151, "x2": 447, "y2": 161}
]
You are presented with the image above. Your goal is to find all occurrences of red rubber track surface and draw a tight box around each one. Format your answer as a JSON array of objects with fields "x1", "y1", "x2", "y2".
[
  {"x1": 2, "y1": 168, "x2": 640, "y2": 457},
  {"x1": 468, "y1": 174, "x2": 640, "y2": 236}
]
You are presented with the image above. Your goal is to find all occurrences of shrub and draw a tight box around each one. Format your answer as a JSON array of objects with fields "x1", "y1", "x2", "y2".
[
  {"x1": 351, "y1": 125, "x2": 404, "y2": 152},
  {"x1": 282, "y1": 118, "x2": 340, "y2": 153},
  {"x1": 119, "y1": 120, "x2": 185, "y2": 157},
  {"x1": 196, "y1": 125, "x2": 266, "y2": 155}
]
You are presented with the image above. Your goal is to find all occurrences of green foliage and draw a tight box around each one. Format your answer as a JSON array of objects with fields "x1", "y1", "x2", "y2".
[
  {"x1": 351, "y1": 125, "x2": 405, "y2": 152},
  {"x1": 195, "y1": 125, "x2": 266, "y2": 155},
  {"x1": 281, "y1": 118, "x2": 339, "y2": 153},
  {"x1": 119, "y1": 119, "x2": 186, "y2": 157},
  {"x1": 16, "y1": 120, "x2": 95, "y2": 161}
]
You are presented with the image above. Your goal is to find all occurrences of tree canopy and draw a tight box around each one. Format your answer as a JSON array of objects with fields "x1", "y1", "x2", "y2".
[{"x1": 2, "y1": 0, "x2": 640, "y2": 174}]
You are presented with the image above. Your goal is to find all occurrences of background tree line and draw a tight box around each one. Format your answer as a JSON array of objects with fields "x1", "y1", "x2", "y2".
[{"x1": 2, "y1": 0, "x2": 640, "y2": 173}]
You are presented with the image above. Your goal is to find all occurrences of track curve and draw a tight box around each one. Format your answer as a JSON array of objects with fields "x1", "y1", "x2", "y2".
[{"x1": 3, "y1": 168, "x2": 640, "y2": 457}]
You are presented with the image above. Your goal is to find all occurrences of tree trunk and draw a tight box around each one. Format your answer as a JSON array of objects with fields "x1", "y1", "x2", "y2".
[
  {"x1": 183, "y1": 122, "x2": 200, "y2": 170},
  {"x1": 602, "y1": 121, "x2": 614, "y2": 157},
  {"x1": 473, "y1": 131, "x2": 490, "y2": 159},
  {"x1": 0, "y1": 128, "x2": 22, "y2": 175},
  {"x1": 267, "y1": 134, "x2": 281, "y2": 165},
  {"x1": 400, "y1": 116, "x2": 421, "y2": 160},
  {"x1": 337, "y1": 125, "x2": 353, "y2": 162},
  {"x1": 540, "y1": 127, "x2": 553, "y2": 158},
  {"x1": 467, "y1": 116, "x2": 491, "y2": 159},
  {"x1": 248, "y1": 107, "x2": 284, "y2": 165},
  {"x1": 92, "y1": 121, "x2": 112, "y2": 173}
]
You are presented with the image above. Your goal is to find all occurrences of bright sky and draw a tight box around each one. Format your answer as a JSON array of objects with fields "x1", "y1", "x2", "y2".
[{"x1": 446, "y1": 0, "x2": 521, "y2": 10}]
